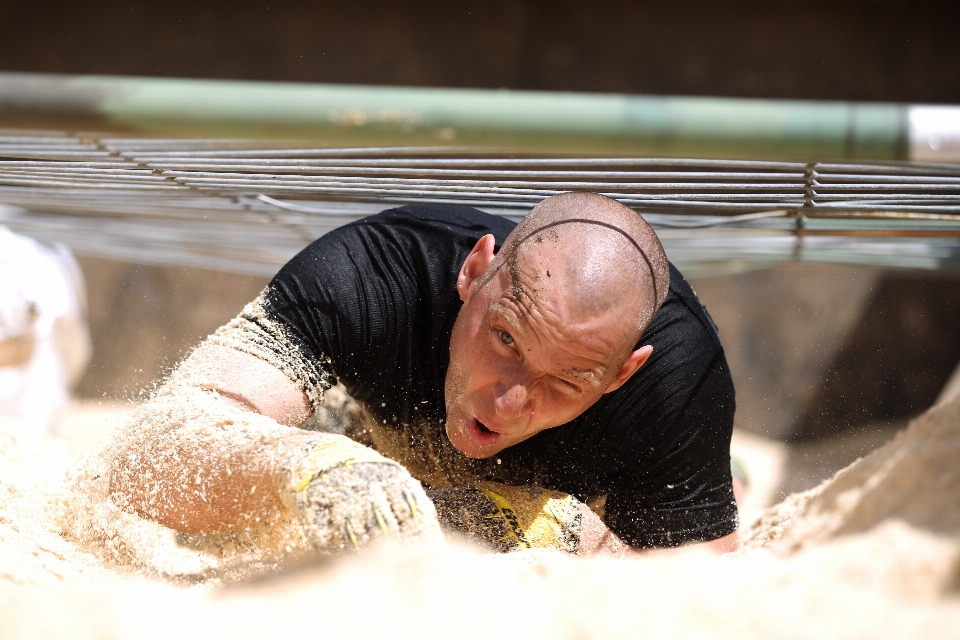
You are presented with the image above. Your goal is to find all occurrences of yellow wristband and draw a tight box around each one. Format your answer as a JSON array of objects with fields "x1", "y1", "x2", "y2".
[{"x1": 281, "y1": 435, "x2": 391, "y2": 496}]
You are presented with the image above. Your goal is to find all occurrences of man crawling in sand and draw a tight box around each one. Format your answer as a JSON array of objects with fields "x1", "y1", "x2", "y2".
[{"x1": 108, "y1": 192, "x2": 739, "y2": 556}]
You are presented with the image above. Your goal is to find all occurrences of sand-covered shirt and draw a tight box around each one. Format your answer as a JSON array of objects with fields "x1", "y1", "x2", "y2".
[{"x1": 240, "y1": 204, "x2": 738, "y2": 548}]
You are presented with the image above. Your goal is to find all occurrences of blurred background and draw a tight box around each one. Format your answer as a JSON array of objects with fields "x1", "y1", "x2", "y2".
[{"x1": 2, "y1": 0, "x2": 959, "y2": 506}]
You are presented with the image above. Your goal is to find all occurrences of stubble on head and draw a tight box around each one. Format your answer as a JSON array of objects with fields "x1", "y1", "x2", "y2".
[{"x1": 491, "y1": 192, "x2": 670, "y2": 357}]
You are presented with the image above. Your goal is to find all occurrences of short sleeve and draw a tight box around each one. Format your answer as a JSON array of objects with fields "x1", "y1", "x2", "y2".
[{"x1": 248, "y1": 205, "x2": 510, "y2": 424}]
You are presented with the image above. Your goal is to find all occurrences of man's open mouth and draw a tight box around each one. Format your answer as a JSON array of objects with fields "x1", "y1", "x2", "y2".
[{"x1": 467, "y1": 417, "x2": 503, "y2": 446}]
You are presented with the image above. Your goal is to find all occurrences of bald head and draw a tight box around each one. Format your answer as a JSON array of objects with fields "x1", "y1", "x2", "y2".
[
  {"x1": 444, "y1": 192, "x2": 670, "y2": 457},
  {"x1": 494, "y1": 192, "x2": 669, "y2": 350}
]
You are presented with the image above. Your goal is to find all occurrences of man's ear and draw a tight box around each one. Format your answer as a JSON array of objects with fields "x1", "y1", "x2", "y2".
[
  {"x1": 457, "y1": 234, "x2": 497, "y2": 302},
  {"x1": 604, "y1": 345, "x2": 653, "y2": 394}
]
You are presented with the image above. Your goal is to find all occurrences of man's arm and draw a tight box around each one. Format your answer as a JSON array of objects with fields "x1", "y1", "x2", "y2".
[
  {"x1": 580, "y1": 503, "x2": 738, "y2": 556},
  {"x1": 108, "y1": 343, "x2": 440, "y2": 548},
  {"x1": 704, "y1": 530, "x2": 740, "y2": 553},
  {"x1": 109, "y1": 344, "x2": 313, "y2": 534}
]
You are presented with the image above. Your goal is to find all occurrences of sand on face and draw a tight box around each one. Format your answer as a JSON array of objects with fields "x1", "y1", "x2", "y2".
[{"x1": 2, "y1": 393, "x2": 960, "y2": 638}]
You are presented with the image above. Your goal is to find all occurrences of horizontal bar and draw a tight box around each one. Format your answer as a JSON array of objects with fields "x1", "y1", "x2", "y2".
[
  {"x1": 798, "y1": 228, "x2": 960, "y2": 238},
  {"x1": 815, "y1": 162, "x2": 960, "y2": 176},
  {"x1": 162, "y1": 172, "x2": 806, "y2": 190},
  {"x1": 173, "y1": 180, "x2": 805, "y2": 199},
  {"x1": 0, "y1": 176, "x2": 183, "y2": 189},
  {"x1": 0, "y1": 150, "x2": 116, "y2": 158},
  {"x1": 147, "y1": 165, "x2": 809, "y2": 180},
  {"x1": 0, "y1": 71, "x2": 929, "y2": 162},
  {"x1": 814, "y1": 173, "x2": 960, "y2": 184}
]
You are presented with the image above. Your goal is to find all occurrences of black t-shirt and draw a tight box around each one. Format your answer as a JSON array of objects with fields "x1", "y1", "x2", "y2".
[{"x1": 261, "y1": 204, "x2": 738, "y2": 548}]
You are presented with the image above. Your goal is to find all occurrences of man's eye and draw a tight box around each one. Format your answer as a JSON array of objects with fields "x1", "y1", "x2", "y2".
[
  {"x1": 499, "y1": 331, "x2": 515, "y2": 346},
  {"x1": 559, "y1": 380, "x2": 582, "y2": 396}
]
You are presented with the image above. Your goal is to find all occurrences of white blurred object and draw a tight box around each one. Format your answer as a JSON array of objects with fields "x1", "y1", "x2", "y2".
[
  {"x1": 909, "y1": 105, "x2": 960, "y2": 163},
  {"x1": 0, "y1": 226, "x2": 91, "y2": 438}
]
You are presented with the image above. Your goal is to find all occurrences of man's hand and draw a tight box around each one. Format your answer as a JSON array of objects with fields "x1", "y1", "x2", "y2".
[
  {"x1": 279, "y1": 434, "x2": 442, "y2": 552},
  {"x1": 428, "y1": 482, "x2": 629, "y2": 556}
]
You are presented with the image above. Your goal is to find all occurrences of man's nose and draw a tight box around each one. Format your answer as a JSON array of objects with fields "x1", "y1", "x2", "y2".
[{"x1": 494, "y1": 374, "x2": 533, "y2": 420}]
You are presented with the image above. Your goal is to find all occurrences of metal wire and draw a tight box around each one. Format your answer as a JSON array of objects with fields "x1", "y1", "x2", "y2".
[{"x1": 1, "y1": 130, "x2": 959, "y2": 277}]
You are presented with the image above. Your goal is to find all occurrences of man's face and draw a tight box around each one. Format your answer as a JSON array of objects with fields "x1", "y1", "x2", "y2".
[{"x1": 444, "y1": 235, "x2": 641, "y2": 459}]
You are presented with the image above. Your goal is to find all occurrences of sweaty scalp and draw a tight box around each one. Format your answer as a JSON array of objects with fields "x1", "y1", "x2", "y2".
[{"x1": 493, "y1": 192, "x2": 669, "y2": 346}]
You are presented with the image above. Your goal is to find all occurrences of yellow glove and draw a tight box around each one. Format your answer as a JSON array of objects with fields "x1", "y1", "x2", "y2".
[
  {"x1": 279, "y1": 434, "x2": 442, "y2": 552},
  {"x1": 428, "y1": 482, "x2": 583, "y2": 554}
]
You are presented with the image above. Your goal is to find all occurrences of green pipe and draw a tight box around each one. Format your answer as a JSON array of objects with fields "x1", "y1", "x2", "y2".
[{"x1": 0, "y1": 72, "x2": 917, "y2": 161}]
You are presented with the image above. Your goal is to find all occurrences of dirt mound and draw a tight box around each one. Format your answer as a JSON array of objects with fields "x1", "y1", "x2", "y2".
[
  {"x1": 744, "y1": 393, "x2": 960, "y2": 560},
  {"x1": 2, "y1": 393, "x2": 960, "y2": 638}
]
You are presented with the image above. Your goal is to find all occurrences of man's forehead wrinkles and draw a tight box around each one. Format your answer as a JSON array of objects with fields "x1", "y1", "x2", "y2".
[
  {"x1": 522, "y1": 295, "x2": 572, "y2": 348},
  {"x1": 494, "y1": 294, "x2": 590, "y2": 355},
  {"x1": 517, "y1": 305, "x2": 611, "y2": 374},
  {"x1": 495, "y1": 266, "x2": 543, "y2": 321},
  {"x1": 492, "y1": 293, "x2": 612, "y2": 391}
]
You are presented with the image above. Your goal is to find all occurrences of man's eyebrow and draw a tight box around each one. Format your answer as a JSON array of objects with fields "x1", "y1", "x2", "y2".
[
  {"x1": 562, "y1": 368, "x2": 603, "y2": 389},
  {"x1": 489, "y1": 301, "x2": 523, "y2": 334}
]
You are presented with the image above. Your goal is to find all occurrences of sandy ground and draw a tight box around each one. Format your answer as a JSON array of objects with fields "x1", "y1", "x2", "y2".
[{"x1": 1, "y1": 398, "x2": 959, "y2": 639}]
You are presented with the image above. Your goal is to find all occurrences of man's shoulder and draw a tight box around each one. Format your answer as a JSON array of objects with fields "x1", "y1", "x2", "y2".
[
  {"x1": 262, "y1": 204, "x2": 517, "y2": 413},
  {"x1": 274, "y1": 203, "x2": 516, "y2": 294},
  {"x1": 644, "y1": 263, "x2": 724, "y2": 353}
]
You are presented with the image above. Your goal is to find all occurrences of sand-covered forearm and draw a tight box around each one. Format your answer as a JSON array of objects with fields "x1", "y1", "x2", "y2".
[
  {"x1": 107, "y1": 376, "x2": 315, "y2": 535},
  {"x1": 106, "y1": 343, "x2": 441, "y2": 549},
  {"x1": 104, "y1": 293, "x2": 444, "y2": 546},
  {"x1": 106, "y1": 315, "x2": 320, "y2": 535}
]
